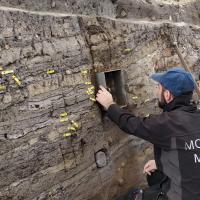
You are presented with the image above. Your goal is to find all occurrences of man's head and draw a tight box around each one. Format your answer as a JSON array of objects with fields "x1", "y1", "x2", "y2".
[{"x1": 151, "y1": 67, "x2": 195, "y2": 109}]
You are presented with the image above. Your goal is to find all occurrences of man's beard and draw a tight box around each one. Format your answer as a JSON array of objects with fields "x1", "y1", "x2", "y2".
[{"x1": 158, "y1": 90, "x2": 167, "y2": 109}]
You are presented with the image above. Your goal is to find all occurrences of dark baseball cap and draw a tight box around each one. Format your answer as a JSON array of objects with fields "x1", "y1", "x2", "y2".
[{"x1": 150, "y1": 67, "x2": 195, "y2": 97}]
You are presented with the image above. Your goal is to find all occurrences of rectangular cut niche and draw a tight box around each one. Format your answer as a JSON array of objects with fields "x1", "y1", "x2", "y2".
[{"x1": 96, "y1": 69, "x2": 127, "y2": 106}]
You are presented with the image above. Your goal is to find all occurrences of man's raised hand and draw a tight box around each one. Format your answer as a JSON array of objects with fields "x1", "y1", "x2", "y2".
[{"x1": 96, "y1": 85, "x2": 115, "y2": 110}]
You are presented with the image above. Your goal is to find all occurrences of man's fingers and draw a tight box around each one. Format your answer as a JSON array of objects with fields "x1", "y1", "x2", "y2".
[
  {"x1": 143, "y1": 160, "x2": 157, "y2": 175},
  {"x1": 144, "y1": 169, "x2": 152, "y2": 176},
  {"x1": 144, "y1": 166, "x2": 150, "y2": 173},
  {"x1": 96, "y1": 92, "x2": 103, "y2": 97},
  {"x1": 143, "y1": 166, "x2": 149, "y2": 174},
  {"x1": 147, "y1": 166, "x2": 154, "y2": 172},
  {"x1": 143, "y1": 163, "x2": 150, "y2": 172},
  {"x1": 143, "y1": 168, "x2": 151, "y2": 175},
  {"x1": 99, "y1": 85, "x2": 107, "y2": 92},
  {"x1": 97, "y1": 89, "x2": 103, "y2": 94},
  {"x1": 147, "y1": 171, "x2": 151, "y2": 176},
  {"x1": 143, "y1": 165, "x2": 154, "y2": 174},
  {"x1": 96, "y1": 94, "x2": 101, "y2": 100},
  {"x1": 96, "y1": 96, "x2": 101, "y2": 102}
]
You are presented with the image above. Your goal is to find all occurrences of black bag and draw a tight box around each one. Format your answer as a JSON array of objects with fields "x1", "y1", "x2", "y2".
[
  {"x1": 142, "y1": 170, "x2": 169, "y2": 200},
  {"x1": 116, "y1": 170, "x2": 169, "y2": 200}
]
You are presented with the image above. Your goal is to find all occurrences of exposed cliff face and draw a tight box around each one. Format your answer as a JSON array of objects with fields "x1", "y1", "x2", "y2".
[
  {"x1": 0, "y1": 1, "x2": 199, "y2": 200},
  {"x1": 0, "y1": 0, "x2": 199, "y2": 25}
]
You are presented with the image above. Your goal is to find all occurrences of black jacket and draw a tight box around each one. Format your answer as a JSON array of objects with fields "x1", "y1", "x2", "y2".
[{"x1": 107, "y1": 96, "x2": 200, "y2": 200}]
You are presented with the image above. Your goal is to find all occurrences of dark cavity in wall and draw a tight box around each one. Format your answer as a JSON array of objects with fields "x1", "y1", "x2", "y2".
[{"x1": 96, "y1": 69, "x2": 127, "y2": 107}]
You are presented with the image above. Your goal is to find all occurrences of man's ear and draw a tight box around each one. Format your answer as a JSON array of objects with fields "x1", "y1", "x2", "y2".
[{"x1": 164, "y1": 90, "x2": 174, "y2": 103}]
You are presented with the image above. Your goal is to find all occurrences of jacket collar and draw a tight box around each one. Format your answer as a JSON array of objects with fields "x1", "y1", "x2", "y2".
[{"x1": 163, "y1": 94, "x2": 197, "y2": 112}]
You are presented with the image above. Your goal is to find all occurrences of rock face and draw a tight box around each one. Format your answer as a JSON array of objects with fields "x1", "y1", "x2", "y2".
[{"x1": 0, "y1": 0, "x2": 200, "y2": 200}]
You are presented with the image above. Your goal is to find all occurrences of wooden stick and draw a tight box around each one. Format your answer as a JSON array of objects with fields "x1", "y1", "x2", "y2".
[{"x1": 170, "y1": 36, "x2": 200, "y2": 99}]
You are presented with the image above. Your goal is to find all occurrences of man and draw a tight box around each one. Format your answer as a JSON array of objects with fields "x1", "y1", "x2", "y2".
[{"x1": 96, "y1": 67, "x2": 200, "y2": 200}]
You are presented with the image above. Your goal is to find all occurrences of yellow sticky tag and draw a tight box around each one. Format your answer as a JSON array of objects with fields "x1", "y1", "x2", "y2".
[
  {"x1": 60, "y1": 118, "x2": 68, "y2": 123},
  {"x1": 132, "y1": 96, "x2": 138, "y2": 100},
  {"x1": 1, "y1": 70, "x2": 14, "y2": 75},
  {"x1": 71, "y1": 120, "x2": 79, "y2": 129},
  {"x1": 86, "y1": 90, "x2": 94, "y2": 95},
  {"x1": 0, "y1": 66, "x2": 4, "y2": 71},
  {"x1": 85, "y1": 82, "x2": 92, "y2": 85},
  {"x1": 86, "y1": 86, "x2": 95, "y2": 95},
  {"x1": 63, "y1": 133, "x2": 72, "y2": 137},
  {"x1": 0, "y1": 85, "x2": 6, "y2": 91},
  {"x1": 81, "y1": 69, "x2": 88, "y2": 76},
  {"x1": 144, "y1": 99, "x2": 150, "y2": 103},
  {"x1": 90, "y1": 97, "x2": 96, "y2": 102},
  {"x1": 60, "y1": 112, "x2": 68, "y2": 118},
  {"x1": 68, "y1": 127, "x2": 76, "y2": 131},
  {"x1": 47, "y1": 70, "x2": 56, "y2": 74},
  {"x1": 12, "y1": 75, "x2": 21, "y2": 86},
  {"x1": 88, "y1": 86, "x2": 95, "y2": 90},
  {"x1": 124, "y1": 48, "x2": 133, "y2": 54}
]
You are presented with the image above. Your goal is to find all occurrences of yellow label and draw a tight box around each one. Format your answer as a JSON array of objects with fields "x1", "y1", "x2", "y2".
[
  {"x1": 63, "y1": 133, "x2": 72, "y2": 137},
  {"x1": 86, "y1": 90, "x2": 94, "y2": 95},
  {"x1": 71, "y1": 120, "x2": 79, "y2": 129},
  {"x1": 86, "y1": 86, "x2": 95, "y2": 95},
  {"x1": 0, "y1": 85, "x2": 6, "y2": 91},
  {"x1": 68, "y1": 127, "x2": 76, "y2": 131},
  {"x1": 12, "y1": 75, "x2": 21, "y2": 85},
  {"x1": 88, "y1": 86, "x2": 95, "y2": 90},
  {"x1": 124, "y1": 48, "x2": 133, "y2": 53},
  {"x1": 81, "y1": 69, "x2": 88, "y2": 75},
  {"x1": 132, "y1": 96, "x2": 138, "y2": 100},
  {"x1": 90, "y1": 97, "x2": 96, "y2": 102},
  {"x1": 1, "y1": 70, "x2": 14, "y2": 75},
  {"x1": 60, "y1": 118, "x2": 68, "y2": 123},
  {"x1": 47, "y1": 70, "x2": 56, "y2": 74},
  {"x1": 60, "y1": 112, "x2": 68, "y2": 117},
  {"x1": 85, "y1": 82, "x2": 92, "y2": 85}
]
